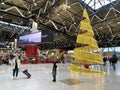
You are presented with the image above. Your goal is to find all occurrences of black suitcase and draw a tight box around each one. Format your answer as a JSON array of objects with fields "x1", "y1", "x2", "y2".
[{"x1": 23, "y1": 69, "x2": 31, "y2": 78}]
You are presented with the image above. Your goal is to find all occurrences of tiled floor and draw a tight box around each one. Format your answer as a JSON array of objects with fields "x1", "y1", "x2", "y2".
[{"x1": 0, "y1": 61, "x2": 120, "y2": 90}]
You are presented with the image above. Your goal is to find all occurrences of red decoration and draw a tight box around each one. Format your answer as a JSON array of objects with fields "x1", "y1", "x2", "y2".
[
  {"x1": 25, "y1": 45, "x2": 38, "y2": 58},
  {"x1": 84, "y1": 64, "x2": 89, "y2": 68}
]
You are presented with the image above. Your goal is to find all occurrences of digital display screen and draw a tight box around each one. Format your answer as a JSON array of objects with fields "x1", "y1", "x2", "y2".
[{"x1": 19, "y1": 32, "x2": 41, "y2": 44}]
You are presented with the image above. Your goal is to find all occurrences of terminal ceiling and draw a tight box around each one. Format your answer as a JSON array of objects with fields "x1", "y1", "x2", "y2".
[{"x1": 0, "y1": 0, "x2": 120, "y2": 49}]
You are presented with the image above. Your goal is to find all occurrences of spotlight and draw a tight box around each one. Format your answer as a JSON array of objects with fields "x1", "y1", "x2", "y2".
[
  {"x1": 1, "y1": 2, "x2": 5, "y2": 5},
  {"x1": 74, "y1": 22, "x2": 76, "y2": 24},
  {"x1": 57, "y1": 13, "x2": 60, "y2": 16},
  {"x1": 117, "y1": 22, "x2": 120, "y2": 24},
  {"x1": 33, "y1": 2, "x2": 37, "y2": 6},
  {"x1": 0, "y1": 16, "x2": 3, "y2": 18},
  {"x1": 67, "y1": 6, "x2": 71, "y2": 8},
  {"x1": 28, "y1": 11, "x2": 31, "y2": 14}
]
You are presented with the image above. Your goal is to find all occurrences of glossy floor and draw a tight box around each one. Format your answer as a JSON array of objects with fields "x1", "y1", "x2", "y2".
[{"x1": 0, "y1": 61, "x2": 120, "y2": 90}]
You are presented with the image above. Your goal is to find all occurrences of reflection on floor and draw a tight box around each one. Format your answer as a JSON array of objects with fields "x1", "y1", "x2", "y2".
[
  {"x1": 60, "y1": 78, "x2": 81, "y2": 85},
  {"x1": 0, "y1": 61, "x2": 120, "y2": 90}
]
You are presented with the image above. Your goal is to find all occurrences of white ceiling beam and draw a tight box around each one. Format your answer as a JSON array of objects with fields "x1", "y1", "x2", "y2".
[{"x1": 4, "y1": 6, "x2": 26, "y2": 17}]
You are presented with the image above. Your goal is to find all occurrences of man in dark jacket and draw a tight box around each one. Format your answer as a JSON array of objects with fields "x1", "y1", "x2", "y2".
[
  {"x1": 111, "y1": 54, "x2": 118, "y2": 70},
  {"x1": 52, "y1": 61, "x2": 57, "y2": 82},
  {"x1": 103, "y1": 57, "x2": 107, "y2": 66}
]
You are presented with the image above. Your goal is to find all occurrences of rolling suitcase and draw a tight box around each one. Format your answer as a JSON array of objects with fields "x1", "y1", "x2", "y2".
[{"x1": 23, "y1": 69, "x2": 31, "y2": 78}]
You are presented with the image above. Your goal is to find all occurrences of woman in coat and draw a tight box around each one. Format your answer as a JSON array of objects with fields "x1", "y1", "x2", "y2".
[{"x1": 12, "y1": 55, "x2": 21, "y2": 79}]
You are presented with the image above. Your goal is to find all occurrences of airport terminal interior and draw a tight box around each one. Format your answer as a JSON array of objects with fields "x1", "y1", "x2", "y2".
[{"x1": 0, "y1": 0, "x2": 120, "y2": 90}]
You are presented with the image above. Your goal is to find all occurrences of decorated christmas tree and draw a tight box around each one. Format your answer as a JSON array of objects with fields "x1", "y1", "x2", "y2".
[{"x1": 70, "y1": 8, "x2": 105, "y2": 74}]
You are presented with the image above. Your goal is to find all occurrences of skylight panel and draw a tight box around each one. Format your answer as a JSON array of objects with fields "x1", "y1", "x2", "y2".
[{"x1": 81, "y1": 0, "x2": 116, "y2": 10}]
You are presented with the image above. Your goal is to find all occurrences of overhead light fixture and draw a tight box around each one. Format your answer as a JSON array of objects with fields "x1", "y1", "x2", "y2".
[
  {"x1": 33, "y1": 2, "x2": 37, "y2": 6},
  {"x1": 1, "y1": 2, "x2": 5, "y2": 5},
  {"x1": 67, "y1": 6, "x2": 71, "y2": 8},
  {"x1": 57, "y1": 13, "x2": 60, "y2": 16},
  {"x1": 21, "y1": 21, "x2": 23, "y2": 24},
  {"x1": 0, "y1": 16, "x2": 3, "y2": 18},
  {"x1": 28, "y1": 11, "x2": 31, "y2": 14},
  {"x1": 49, "y1": 19, "x2": 51, "y2": 21},
  {"x1": 109, "y1": 22, "x2": 112, "y2": 24},
  {"x1": 117, "y1": 22, "x2": 120, "y2": 24},
  {"x1": 74, "y1": 22, "x2": 76, "y2": 24}
]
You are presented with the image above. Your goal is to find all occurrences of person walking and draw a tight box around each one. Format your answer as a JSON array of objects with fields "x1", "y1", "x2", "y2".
[
  {"x1": 109, "y1": 57, "x2": 112, "y2": 66},
  {"x1": 12, "y1": 55, "x2": 21, "y2": 79},
  {"x1": 52, "y1": 61, "x2": 57, "y2": 82},
  {"x1": 103, "y1": 57, "x2": 107, "y2": 66},
  {"x1": 111, "y1": 54, "x2": 118, "y2": 70}
]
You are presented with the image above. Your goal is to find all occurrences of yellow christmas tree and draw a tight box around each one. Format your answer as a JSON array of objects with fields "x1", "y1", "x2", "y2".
[{"x1": 70, "y1": 8, "x2": 105, "y2": 74}]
